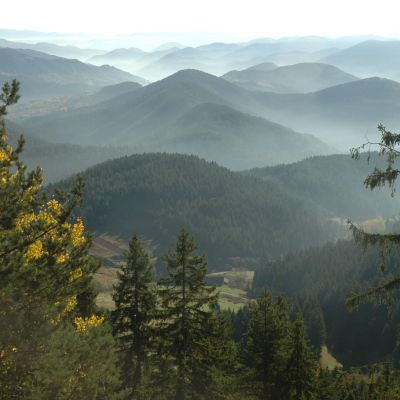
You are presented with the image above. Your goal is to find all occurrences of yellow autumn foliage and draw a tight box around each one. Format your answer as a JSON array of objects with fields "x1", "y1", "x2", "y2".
[
  {"x1": 25, "y1": 240, "x2": 45, "y2": 261},
  {"x1": 74, "y1": 315, "x2": 105, "y2": 333},
  {"x1": 69, "y1": 268, "x2": 83, "y2": 282}
]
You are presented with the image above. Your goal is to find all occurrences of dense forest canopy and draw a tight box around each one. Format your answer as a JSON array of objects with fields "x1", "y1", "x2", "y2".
[
  {"x1": 248, "y1": 153, "x2": 400, "y2": 220},
  {"x1": 57, "y1": 153, "x2": 342, "y2": 268}
]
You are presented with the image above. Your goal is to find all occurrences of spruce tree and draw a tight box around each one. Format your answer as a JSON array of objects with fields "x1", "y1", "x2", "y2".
[
  {"x1": 112, "y1": 235, "x2": 156, "y2": 398},
  {"x1": 284, "y1": 319, "x2": 317, "y2": 399},
  {"x1": 243, "y1": 289, "x2": 291, "y2": 400},
  {"x1": 157, "y1": 229, "x2": 218, "y2": 400}
]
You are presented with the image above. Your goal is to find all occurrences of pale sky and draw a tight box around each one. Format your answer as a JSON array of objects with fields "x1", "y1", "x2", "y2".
[{"x1": 2, "y1": 0, "x2": 400, "y2": 38}]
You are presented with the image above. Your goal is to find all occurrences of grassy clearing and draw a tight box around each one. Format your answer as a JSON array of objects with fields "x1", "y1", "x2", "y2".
[
  {"x1": 207, "y1": 270, "x2": 254, "y2": 290},
  {"x1": 216, "y1": 285, "x2": 246, "y2": 297},
  {"x1": 214, "y1": 284, "x2": 248, "y2": 311},
  {"x1": 218, "y1": 298, "x2": 245, "y2": 312}
]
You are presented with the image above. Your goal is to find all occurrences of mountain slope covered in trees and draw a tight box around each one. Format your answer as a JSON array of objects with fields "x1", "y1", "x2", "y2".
[
  {"x1": 248, "y1": 153, "x2": 400, "y2": 219},
  {"x1": 57, "y1": 153, "x2": 341, "y2": 267}
]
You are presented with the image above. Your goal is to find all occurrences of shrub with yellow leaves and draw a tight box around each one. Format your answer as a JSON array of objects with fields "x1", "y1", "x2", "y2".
[
  {"x1": 74, "y1": 315, "x2": 105, "y2": 333},
  {"x1": 0, "y1": 81, "x2": 121, "y2": 400}
]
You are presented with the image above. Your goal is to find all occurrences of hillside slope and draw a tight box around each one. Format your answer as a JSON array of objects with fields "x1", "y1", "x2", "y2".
[
  {"x1": 162, "y1": 103, "x2": 331, "y2": 169},
  {"x1": 248, "y1": 153, "x2": 400, "y2": 220}
]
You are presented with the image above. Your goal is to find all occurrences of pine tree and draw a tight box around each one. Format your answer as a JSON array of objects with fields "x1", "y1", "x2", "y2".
[
  {"x1": 242, "y1": 289, "x2": 291, "y2": 400},
  {"x1": 284, "y1": 319, "x2": 317, "y2": 399},
  {"x1": 157, "y1": 229, "x2": 218, "y2": 400},
  {"x1": 112, "y1": 235, "x2": 156, "y2": 398}
]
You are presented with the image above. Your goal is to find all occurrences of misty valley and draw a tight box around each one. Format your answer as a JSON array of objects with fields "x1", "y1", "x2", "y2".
[{"x1": 3, "y1": 29, "x2": 400, "y2": 399}]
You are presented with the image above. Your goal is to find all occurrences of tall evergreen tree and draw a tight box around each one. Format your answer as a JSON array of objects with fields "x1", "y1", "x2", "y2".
[
  {"x1": 112, "y1": 235, "x2": 156, "y2": 398},
  {"x1": 284, "y1": 319, "x2": 317, "y2": 399},
  {"x1": 158, "y1": 229, "x2": 218, "y2": 400},
  {"x1": 242, "y1": 289, "x2": 291, "y2": 400}
]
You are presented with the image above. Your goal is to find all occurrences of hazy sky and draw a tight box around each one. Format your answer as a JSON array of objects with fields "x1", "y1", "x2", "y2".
[{"x1": 2, "y1": 0, "x2": 400, "y2": 39}]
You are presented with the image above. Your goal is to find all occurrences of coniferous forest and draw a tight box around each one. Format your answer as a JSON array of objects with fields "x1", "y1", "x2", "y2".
[{"x1": 3, "y1": 10, "x2": 400, "y2": 399}]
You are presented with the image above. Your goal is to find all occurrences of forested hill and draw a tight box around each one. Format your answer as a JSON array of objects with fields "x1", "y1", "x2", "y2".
[
  {"x1": 57, "y1": 153, "x2": 341, "y2": 267},
  {"x1": 248, "y1": 153, "x2": 400, "y2": 220}
]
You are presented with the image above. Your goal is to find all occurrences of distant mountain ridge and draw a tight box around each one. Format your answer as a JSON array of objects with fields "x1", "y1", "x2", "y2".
[
  {"x1": 222, "y1": 62, "x2": 358, "y2": 93},
  {"x1": 0, "y1": 47, "x2": 146, "y2": 100},
  {"x1": 321, "y1": 40, "x2": 400, "y2": 80},
  {"x1": 0, "y1": 37, "x2": 105, "y2": 60}
]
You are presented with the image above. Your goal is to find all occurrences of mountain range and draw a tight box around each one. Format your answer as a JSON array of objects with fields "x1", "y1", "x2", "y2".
[
  {"x1": 0, "y1": 38, "x2": 105, "y2": 60},
  {"x1": 21, "y1": 70, "x2": 333, "y2": 169},
  {"x1": 20, "y1": 68, "x2": 400, "y2": 153},
  {"x1": 84, "y1": 37, "x2": 391, "y2": 81}
]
